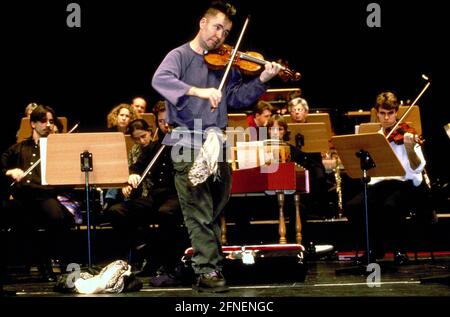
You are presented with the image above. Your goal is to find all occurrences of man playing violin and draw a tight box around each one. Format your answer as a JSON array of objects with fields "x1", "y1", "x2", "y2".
[
  {"x1": 151, "y1": 1, "x2": 282, "y2": 292},
  {"x1": 345, "y1": 91, "x2": 428, "y2": 265}
]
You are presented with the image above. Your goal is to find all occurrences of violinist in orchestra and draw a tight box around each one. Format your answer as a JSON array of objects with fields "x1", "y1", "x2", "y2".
[
  {"x1": 345, "y1": 91, "x2": 427, "y2": 265},
  {"x1": 104, "y1": 101, "x2": 188, "y2": 286},
  {"x1": 151, "y1": 0, "x2": 282, "y2": 292},
  {"x1": 1, "y1": 105, "x2": 74, "y2": 281}
]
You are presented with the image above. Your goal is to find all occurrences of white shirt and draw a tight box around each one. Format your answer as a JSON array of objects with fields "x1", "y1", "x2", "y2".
[{"x1": 369, "y1": 130, "x2": 426, "y2": 187}]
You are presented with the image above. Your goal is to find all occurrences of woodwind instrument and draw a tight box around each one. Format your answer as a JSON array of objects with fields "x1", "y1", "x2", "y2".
[{"x1": 333, "y1": 154, "x2": 343, "y2": 218}]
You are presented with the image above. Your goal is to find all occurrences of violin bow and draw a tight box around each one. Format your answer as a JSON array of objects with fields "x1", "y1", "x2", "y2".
[
  {"x1": 136, "y1": 144, "x2": 166, "y2": 188},
  {"x1": 385, "y1": 75, "x2": 431, "y2": 140},
  {"x1": 151, "y1": 127, "x2": 159, "y2": 142},
  {"x1": 10, "y1": 122, "x2": 80, "y2": 187},
  {"x1": 211, "y1": 16, "x2": 250, "y2": 112}
]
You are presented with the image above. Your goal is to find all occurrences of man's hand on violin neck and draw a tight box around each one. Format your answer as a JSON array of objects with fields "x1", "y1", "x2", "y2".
[
  {"x1": 259, "y1": 61, "x2": 282, "y2": 83},
  {"x1": 188, "y1": 86, "x2": 222, "y2": 109}
]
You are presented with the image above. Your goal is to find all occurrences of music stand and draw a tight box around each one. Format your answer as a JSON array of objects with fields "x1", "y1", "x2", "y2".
[
  {"x1": 42, "y1": 132, "x2": 129, "y2": 268},
  {"x1": 331, "y1": 133, "x2": 405, "y2": 272},
  {"x1": 305, "y1": 113, "x2": 333, "y2": 139},
  {"x1": 259, "y1": 88, "x2": 301, "y2": 104},
  {"x1": 287, "y1": 122, "x2": 330, "y2": 154}
]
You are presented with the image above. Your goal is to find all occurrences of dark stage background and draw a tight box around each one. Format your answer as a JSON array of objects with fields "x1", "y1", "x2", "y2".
[{"x1": 1, "y1": 0, "x2": 448, "y2": 181}]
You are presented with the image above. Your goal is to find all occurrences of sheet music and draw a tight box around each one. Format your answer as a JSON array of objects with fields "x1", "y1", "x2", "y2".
[
  {"x1": 236, "y1": 141, "x2": 264, "y2": 169},
  {"x1": 39, "y1": 137, "x2": 48, "y2": 185},
  {"x1": 236, "y1": 139, "x2": 284, "y2": 170}
]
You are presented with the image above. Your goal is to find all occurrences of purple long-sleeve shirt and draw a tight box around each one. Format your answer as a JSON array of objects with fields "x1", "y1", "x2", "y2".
[{"x1": 152, "y1": 43, "x2": 268, "y2": 146}]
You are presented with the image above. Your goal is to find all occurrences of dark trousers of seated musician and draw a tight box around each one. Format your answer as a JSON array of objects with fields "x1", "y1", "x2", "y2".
[
  {"x1": 290, "y1": 147, "x2": 329, "y2": 218},
  {"x1": 1, "y1": 189, "x2": 74, "y2": 270},
  {"x1": 105, "y1": 187, "x2": 187, "y2": 273},
  {"x1": 345, "y1": 179, "x2": 428, "y2": 259}
]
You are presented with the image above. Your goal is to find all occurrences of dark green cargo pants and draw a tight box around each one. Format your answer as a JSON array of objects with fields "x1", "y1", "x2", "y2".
[{"x1": 173, "y1": 158, "x2": 231, "y2": 275}]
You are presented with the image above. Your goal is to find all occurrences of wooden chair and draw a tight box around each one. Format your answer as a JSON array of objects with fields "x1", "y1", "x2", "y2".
[{"x1": 141, "y1": 113, "x2": 156, "y2": 134}]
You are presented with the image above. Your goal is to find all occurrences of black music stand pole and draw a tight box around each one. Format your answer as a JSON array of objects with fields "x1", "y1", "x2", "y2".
[
  {"x1": 80, "y1": 151, "x2": 93, "y2": 268},
  {"x1": 356, "y1": 149, "x2": 375, "y2": 266},
  {"x1": 335, "y1": 149, "x2": 375, "y2": 274},
  {"x1": 331, "y1": 133, "x2": 405, "y2": 275},
  {"x1": 45, "y1": 133, "x2": 129, "y2": 270}
]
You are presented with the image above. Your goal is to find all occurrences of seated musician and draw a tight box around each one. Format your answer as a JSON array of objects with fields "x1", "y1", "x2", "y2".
[
  {"x1": 271, "y1": 110, "x2": 329, "y2": 218},
  {"x1": 345, "y1": 91, "x2": 428, "y2": 265},
  {"x1": 104, "y1": 101, "x2": 189, "y2": 286},
  {"x1": 106, "y1": 103, "x2": 139, "y2": 133},
  {"x1": 130, "y1": 96, "x2": 148, "y2": 117},
  {"x1": 288, "y1": 97, "x2": 308, "y2": 123},
  {"x1": 246, "y1": 100, "x2": 274, "y2": 140},
  {"x1": 103, "y1": 103, "x2": 140, "y2": 208},
  {"x1": 1, "y1": 105, "x2": 74, "y2": 281}
]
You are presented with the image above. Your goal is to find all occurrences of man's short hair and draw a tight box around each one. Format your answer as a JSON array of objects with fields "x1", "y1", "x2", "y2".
[
  {"x1": 205, "y1": 1, "x2": 236, "y2": 21},
  {"x1": 254, "y1": 100, "x2": 273, "y2": 115},
  {"x1": 374, "y1": 91, "x2": 399, "y2": 111}
]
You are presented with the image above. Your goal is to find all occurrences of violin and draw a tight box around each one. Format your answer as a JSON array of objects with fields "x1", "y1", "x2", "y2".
[
  {"x1": 384, "y1": 75, "x2": 431, "y2": 146},
  {"x1": 204, "y1": 44, "x2": 301, "y2": 82},
  {"x1": 384, "y1": 122, "x2": 424, "y2": 145}
]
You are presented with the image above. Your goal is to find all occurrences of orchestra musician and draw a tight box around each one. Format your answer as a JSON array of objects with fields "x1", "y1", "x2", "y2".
[
  {"x1": 151, "y1": 0, "x2": 282, "y2": 292},
  {"x1": 1, "y1": 105, "x2": 74, "y2": 281},
  {"x1": 287, "y1": 98, "x2": 330, "y2": 218},
  {"x1": 103, "y1": 103, "x2": 139, "y2": 209},
  {"x1": 345, "y1": 91, "x2": 428, "y2": 265},
  {"x1": 104, "y1": 102, "x2": 188, "y2": 286},
  {"x1": 131, "y1": 96, "x2": 148, "y2": 117},
  {"x1": 246, "y1": 100, "x2": 274, "y2": 140}
]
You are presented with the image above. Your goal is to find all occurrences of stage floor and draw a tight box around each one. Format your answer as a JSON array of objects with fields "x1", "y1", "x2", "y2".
[{"x1": 3, "y1": 254, "x2": 449, "y2": 298}]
